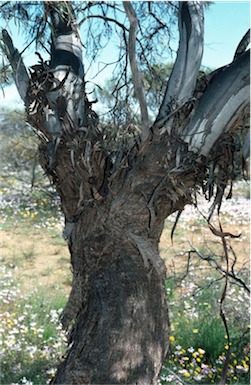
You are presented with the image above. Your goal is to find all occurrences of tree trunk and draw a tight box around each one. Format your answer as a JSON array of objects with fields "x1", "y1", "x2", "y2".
[
  {"x1": 2, "y1": 1, "x2": 249, "y2": 384},
  {"x1": 52, "y1": 214, "x2": 169, "y2": 384},
  {"x1": 42, "y1": 131, "x2": 192, "y2": 384}
]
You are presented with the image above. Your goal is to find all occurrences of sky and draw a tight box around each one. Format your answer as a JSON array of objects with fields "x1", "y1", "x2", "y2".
[{"x1": 0, "y1": 1, "x2": 250, "y2": 109}]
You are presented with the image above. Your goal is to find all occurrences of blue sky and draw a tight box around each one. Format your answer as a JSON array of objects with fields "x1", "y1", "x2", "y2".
[
  {"x1": 202, "y1": 1, "x2": 250, "y2": 68},
  {"x1": 0, "y1": 1, "x2": 250, "y2": 108}
]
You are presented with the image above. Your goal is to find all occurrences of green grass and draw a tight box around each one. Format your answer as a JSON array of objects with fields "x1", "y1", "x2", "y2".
[
  {"x1": 0, "y1": 281, "x2": 67, "y2": 385},
  {"x1": 162, "y1": 270, "x2": 250, "y2": 384}
]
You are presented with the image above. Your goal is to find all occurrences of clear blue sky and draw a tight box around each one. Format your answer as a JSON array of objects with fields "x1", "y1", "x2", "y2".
[
  {"x1": 0, "y1": 1, "x2": 250, "y2": 108},
  {"x1": 202, "y1": 1, "x2": 250, "y2": 68}
]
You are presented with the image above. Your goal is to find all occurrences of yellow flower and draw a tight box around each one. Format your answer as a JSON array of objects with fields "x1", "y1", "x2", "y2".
[
  {"x1": 198, "y1": 348, "x2": 205, "y2": 355},
  {"x1": 225, "y1": 345, "x2": 229, "y2": 350},
  {"x1": 245, "y1": 356, "x2": 249, "y2": 361},
  {"x1": 193, "y1": 329, "x2": 199, "y2": 333},
  {"x1": 233, "y1": 376, "x2": 238, "y2": 380},
  {"x1": 233, "y1": 359, "x2": 237, "y2": 365},
  {"x1": 190, "y1": 363, "x2": 194, "y2": 367},
  {"x1": 184, "y1": 372, "x2": 190, "y2": 377},
  {"x1": 196, "y1": 357, "x2": 201, "y2": 363},
  {"x1": 169, "y1": 336, "x2": 175, "y2": 341}
]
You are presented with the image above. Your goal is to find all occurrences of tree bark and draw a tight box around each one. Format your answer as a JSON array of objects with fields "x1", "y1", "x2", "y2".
[
  {"x1": 52, "y1": 215, "x2": 169, "y2": 384},
  {"x1": 2, "y1": 2, "x2": 250, "y2": 384}
]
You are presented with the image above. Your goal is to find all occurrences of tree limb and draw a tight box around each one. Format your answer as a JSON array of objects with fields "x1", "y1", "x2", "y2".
[
  {"x1": 47, "y1": 2, "x2": 84, "y2": 78},
  {"x1": 1, "y1": 29, "x2": 29, "y2": 102},
  {"x1": 183, "y1": 50, "x2": 250, "y2": 156},
  {"x1": 234, "y1": 28, "x2": 250, "y2": 60},
  {"x1": 155, "y1": 1, "x2": 204, "y2": 125},
  {"x1": 123, "y1": 1, "x2": 149, "y2": 143}
]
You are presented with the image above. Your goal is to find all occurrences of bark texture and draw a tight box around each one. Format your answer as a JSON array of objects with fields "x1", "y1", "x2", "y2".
[{"x1": 2, "y1": 2, "x2": 250, "y2": 384}]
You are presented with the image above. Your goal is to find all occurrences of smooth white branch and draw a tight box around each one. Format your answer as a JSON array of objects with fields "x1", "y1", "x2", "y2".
[
  {"x1": 155, "y1": 1, "x2": 204, "y2": 125},
  {"x1": 123, "y1": 1, "x2": 149, "y2": 143},
  {"x1": 183, "y1": 50, "x2": 250, "y2": 157},
  {"x1": 48, "y1": 2, "x2": 84, "y2": 78}
]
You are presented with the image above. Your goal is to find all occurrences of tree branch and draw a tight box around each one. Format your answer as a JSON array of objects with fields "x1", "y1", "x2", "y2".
[
  {"x1": 47, "y1": 2, "x2": 84, "y2": 78},
  {"x1": 123, "y1": 1, "x2": 149, "y2": 143},
  {"x1": 155, "y1": 1, "x2": 204, "y2": 125},
  {"x1": 234, "y1": 28, "x2": 250, "y2": 60},
  {"x1": 1, "y1": 29, "x2": 29, "y2": 102},
  {"x1": 183, "y1": 50, "x2": 250, "y2": 156}
]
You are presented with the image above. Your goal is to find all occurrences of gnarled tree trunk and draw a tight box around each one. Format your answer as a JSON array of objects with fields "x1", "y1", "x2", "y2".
[{"x1": 2, "y1": 2, "x2": 249, "y2": 384}]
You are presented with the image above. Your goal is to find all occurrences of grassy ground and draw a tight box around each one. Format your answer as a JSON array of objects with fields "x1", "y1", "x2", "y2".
[{"x1": 0, "y1": 179, "x2": 250, "y2": 385}]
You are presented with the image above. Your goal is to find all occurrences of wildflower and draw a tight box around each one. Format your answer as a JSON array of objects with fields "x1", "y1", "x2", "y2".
[
  {"x1": 188, "y1": 347, "x2": 194, "y2": 353},
  {"x1": 169, "y1": 335, "x2": 175, "y2": 342},
  {"x1": 196, "y1": 357, "x2": 201, "y2": 363},
  {"x1": 192, "y1": 329, "x2": 199, "y2": 333},
  {"x1": 197, "y1": 348, "x2": 205, "y2": 355}
]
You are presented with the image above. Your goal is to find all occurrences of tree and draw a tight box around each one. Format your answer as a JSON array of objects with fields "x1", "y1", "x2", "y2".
[{"x1": 1, "y1": 2, "x2": 249, "y2": 384}]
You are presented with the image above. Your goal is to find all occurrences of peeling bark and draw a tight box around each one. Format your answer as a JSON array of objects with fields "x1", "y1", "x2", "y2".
[
  {"x1": 2, "y1": 2, "x2": 250, "y2": 384},
  {"x1": 183, "y1": 50, "x2": 250, "y2": 156}
]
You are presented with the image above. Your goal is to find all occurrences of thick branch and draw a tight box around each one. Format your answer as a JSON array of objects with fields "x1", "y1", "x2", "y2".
[
  {"x1": 183, "y1": 50, "x2": 250, "y2": 156},
  {"x1": 234, "y1": 28, "x2": 250, "y2": 60},
  {"x1": 48, "y1": 2, "x2": 84, "y2": 78},
  {"x1": 155, "y1": 1, "x2": 204, "y2": 125},
  {"x1": 1, "y1": 29, "x2": 29, "y2": 102},
  {"x1": 123, "y1": 1, "x2": 149, "y2": 142}
]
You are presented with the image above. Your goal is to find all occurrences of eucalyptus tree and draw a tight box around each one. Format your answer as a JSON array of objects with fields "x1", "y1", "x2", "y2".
[{"x1": 1, "y1": 1, "x2": 249, "y2": 384}]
